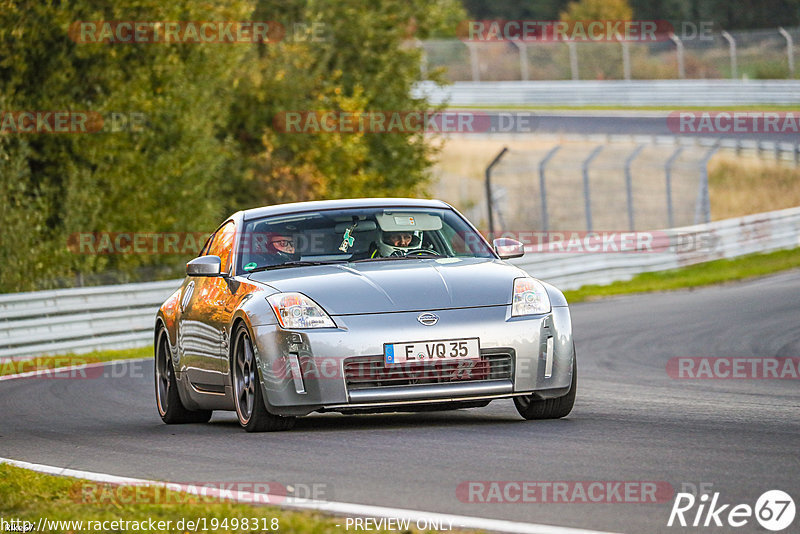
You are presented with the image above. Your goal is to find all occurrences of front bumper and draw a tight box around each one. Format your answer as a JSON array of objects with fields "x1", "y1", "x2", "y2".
[{"x1": 251, "y1": 304, "x2": 573, "y2": 416}]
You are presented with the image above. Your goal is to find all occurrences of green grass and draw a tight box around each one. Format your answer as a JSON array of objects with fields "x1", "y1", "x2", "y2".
[
  {"x1": 0, "y1": 346, "x2": 151, "y2": 377},
  {"x1": 0, "y1": 464, "x2": 461, "y2": 534},
  {"x1": 564, "y1": 247, "x2": 800, "y2": 303}
]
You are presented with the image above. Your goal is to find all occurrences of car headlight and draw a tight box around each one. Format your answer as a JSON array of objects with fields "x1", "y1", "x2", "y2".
[
  {"x1": 512, "y1": 278, "x2": 551, "y2": 316},
  {"x1": 267, "y1": 292, "x2": 336, "y2": 329}
]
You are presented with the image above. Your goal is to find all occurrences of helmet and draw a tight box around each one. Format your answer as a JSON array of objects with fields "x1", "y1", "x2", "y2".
[
  {"x1": 265, "y1": 232, "x2": 300, "y2": 262},
  {"x1": 375, "y1": 230, "x2": 422, "y2": 257}
]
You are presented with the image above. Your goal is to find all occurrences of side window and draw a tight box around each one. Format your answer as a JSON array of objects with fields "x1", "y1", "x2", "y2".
[
  {"x1": 199, "y1": 234, "x2": 214, "y2": 256},
  {"x1": 206, "y1": 221, "x2": 236, "y2": 273}
]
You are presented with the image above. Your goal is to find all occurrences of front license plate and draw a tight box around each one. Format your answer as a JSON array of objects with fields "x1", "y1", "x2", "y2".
[{"x1": 384, "y1": 338, "x2": 480, "y2": 365}]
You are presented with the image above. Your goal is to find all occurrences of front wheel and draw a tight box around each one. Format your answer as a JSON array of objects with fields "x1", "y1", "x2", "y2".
[
  {"x1": 231, "y1": 323, "x2": 296, "y2": 432},
  {"x1": 155, "y1": 329, "x2": 212, "y2": 424},
  {"x1": 514, "y1": 352, "x2": 576, "y2": 420}
]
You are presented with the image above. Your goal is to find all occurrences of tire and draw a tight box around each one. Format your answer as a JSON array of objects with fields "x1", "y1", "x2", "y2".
[
  {"x1": 514, "y1": 351, "x2": 577, "y2": 420},
  {"x1": 155, "y1": 329, "x2": 212, "y2": 424},
  {"x1": 231, "y1": 323, "x2": 296, "y2": 432}
]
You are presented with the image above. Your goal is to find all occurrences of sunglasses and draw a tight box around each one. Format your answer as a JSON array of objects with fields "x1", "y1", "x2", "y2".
[{"x1": 271, "y1": 239, "x2": 294, "y2": 247}]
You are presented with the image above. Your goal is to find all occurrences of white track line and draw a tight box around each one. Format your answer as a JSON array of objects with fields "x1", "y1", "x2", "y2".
[
  {"x1": 1, "y1": 359, "x2": 620, "y2": 534},
  {"x1": 0, "y1": 357, "x2": 149, "y2": 381}
]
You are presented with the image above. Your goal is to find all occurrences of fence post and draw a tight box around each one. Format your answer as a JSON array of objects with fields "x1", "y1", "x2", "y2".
[
  {"x1": 669, "y1": 33, "x2": 686, "y2": 79},
  {"x1": 778, "y1": 27, "x2": 795, "y2": 78},
  {"x1": 582, "y1": 146, "x2": 604, "y2": 232},
  {"x1": 624, "y1": 145, "x2": 646, "y2": 230},
  {"x1": 512, "y1": 40, "x2": 529, "y2": 81},
  {"x1": 484, "y1": 147, "x2": 509, "y2": 239},
  {"x1": 665, "y1": 146, "x2": 684, "y2": 228},
  {"x1": 696, "y1": 144, "x2": 718, "y2": 224},
  {"x1": 721, "y1": 31, "x2": 738, "y2": 79},
  {"x1": 621, "y1": 40, "x2": 631, "y2": 80},
  {"x1": 567, "y1": 42, "x2": 579, "y2": 80},
  {"x1": 467, "y1": 42, "x2": 481, "y2": 81},
  {"x1": 416, "y1": 39, "x2": 428, "y2": 79},
  {"x1": 539, "y1": 145, "x2": 562, "y2": 232}
]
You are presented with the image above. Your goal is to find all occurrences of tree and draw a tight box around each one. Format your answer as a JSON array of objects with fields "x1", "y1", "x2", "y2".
[
  {"x1": 560, "y1": 0, "x2": 633, "y2": 21},
  {"x1": 0, "y1": 0, "x2": 464, "y2": 291},
  {"x1": 223, "y1": 0, "x2": 466, "y2": 211},
  {"x1": 0, "y1": 0, "x2": 250, "y2": 290}
]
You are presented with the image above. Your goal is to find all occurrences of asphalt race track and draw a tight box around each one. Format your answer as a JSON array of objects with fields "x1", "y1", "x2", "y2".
[{"x1": 2, "y1": 271, "x2": 799, "y2": 533}]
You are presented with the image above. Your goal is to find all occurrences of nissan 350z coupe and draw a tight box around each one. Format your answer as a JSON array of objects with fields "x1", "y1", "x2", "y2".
[{"x1": 155, "y1": 198, "x2": 577, "y2": 431}]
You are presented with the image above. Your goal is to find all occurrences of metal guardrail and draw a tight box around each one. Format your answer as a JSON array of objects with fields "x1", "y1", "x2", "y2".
[
  {"x1": 413, "y1": 80, "x2": 800, "y2": 106},
  {"x1": 0, "y1": 279, "x2": 180, "y2": 360},
  {"x1": 1, "y1": 206, "x2": 799, "y2": 360},
  {"x1": 511, "y1": 206, "x2": 800, "y2": 289}
]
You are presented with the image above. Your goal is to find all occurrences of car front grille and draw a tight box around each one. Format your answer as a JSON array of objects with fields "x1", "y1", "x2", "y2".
[{"x1": 343, "y1": 350, "x2": 513, "y2": 391}]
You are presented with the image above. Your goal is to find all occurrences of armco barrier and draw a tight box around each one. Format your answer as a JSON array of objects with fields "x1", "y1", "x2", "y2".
[
  {"x1": 0, "y1": 279, "x2": 181, "y2": 360},
  {"x1": 511, "y1": 206, "x2": 800, "y2": 288},
  {"x1": 1, "y1": 207, "x2": 799, "y2": 360},
  {"x1": 412, "y1": 80, "x2": 800, "y2": 106}
]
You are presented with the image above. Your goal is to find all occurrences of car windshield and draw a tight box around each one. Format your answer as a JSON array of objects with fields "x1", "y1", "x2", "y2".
[{"x1": 236, "y1": 206, "x2": 495, "y2": 273}]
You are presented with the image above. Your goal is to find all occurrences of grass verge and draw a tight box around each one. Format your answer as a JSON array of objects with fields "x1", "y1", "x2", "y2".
[
  {"x1": 0, "y1": 346, "x2": 150, "y2": 377},
  {"x1": 709, "y1": 156, "x2": 800, "y2": 220},
  {"x1": 564, "y1": 247, "x2": 800, "y2": 303},
  {"x1": 0, "y1": 464, "x2": 460, "y2": 534}
]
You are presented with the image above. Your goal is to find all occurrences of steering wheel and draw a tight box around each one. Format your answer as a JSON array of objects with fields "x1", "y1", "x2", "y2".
[{"x1": 403, "y1": 248, "x2": 440, "y2": 257}]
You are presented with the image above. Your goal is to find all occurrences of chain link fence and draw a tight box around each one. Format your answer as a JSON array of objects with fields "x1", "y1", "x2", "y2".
[
  {"x1": 421, "y1": 26, "x2": 800, "y2": 81},
  {"x1": 436, "y1": 136, "x2": 721, "y2": 233}
]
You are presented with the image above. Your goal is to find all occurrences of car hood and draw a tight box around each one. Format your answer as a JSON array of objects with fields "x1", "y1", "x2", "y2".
[{"x1": 247, "y1": 257, "x2": 524, "y2": 315}]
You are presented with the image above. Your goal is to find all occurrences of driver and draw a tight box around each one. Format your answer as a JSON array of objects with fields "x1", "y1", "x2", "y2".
[
  {"x1": 369, "y1": 230, "x2": 422, "y2": 258},
  {"x1": 265, "y1": 233, "x2": 300, "y2": 263}
]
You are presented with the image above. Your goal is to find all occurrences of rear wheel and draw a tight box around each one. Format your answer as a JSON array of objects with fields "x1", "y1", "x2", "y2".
[
  {"x1": 155, "y1": 329, "x2": 212, "y2": 424},
  {"x1": 232, "y1": 323, "x2": 296, "y2": 432},
  {"x1": 514, "y1": 352, "x2": 576, "y2": 420}
]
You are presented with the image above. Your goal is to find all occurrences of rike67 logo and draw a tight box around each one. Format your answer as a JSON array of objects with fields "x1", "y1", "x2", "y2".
[{"x1": 668, "y1": 490, "x2": 796, "y2": 531}]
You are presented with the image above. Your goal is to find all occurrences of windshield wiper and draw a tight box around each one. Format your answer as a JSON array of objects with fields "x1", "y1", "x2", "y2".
[{"x1": 246, "y1": 260, "x2": 347, "y2": 273}]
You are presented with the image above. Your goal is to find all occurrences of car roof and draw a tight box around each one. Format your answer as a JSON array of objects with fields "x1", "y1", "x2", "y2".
[{"x1": 238, "y1": 198, "x2": 452, "y2": 221}]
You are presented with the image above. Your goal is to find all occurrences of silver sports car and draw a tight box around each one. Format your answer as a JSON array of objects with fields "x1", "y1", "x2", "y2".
[{"x1": 155, "y1": 198, "x2": 576, "y2": 431}]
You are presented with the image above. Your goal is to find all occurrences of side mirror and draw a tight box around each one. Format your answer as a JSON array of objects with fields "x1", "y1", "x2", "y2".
[
  {"x1": 186, "y1": 255, "x2": 222, "y2": 277},
  {"x1": 493, "y1": 238, "x2": 525, "y2": 259}
]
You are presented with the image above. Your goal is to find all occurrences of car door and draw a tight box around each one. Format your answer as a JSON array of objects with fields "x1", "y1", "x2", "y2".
[{"x1": 178, "y1": 220, "x2": 238, "y2": 392}]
